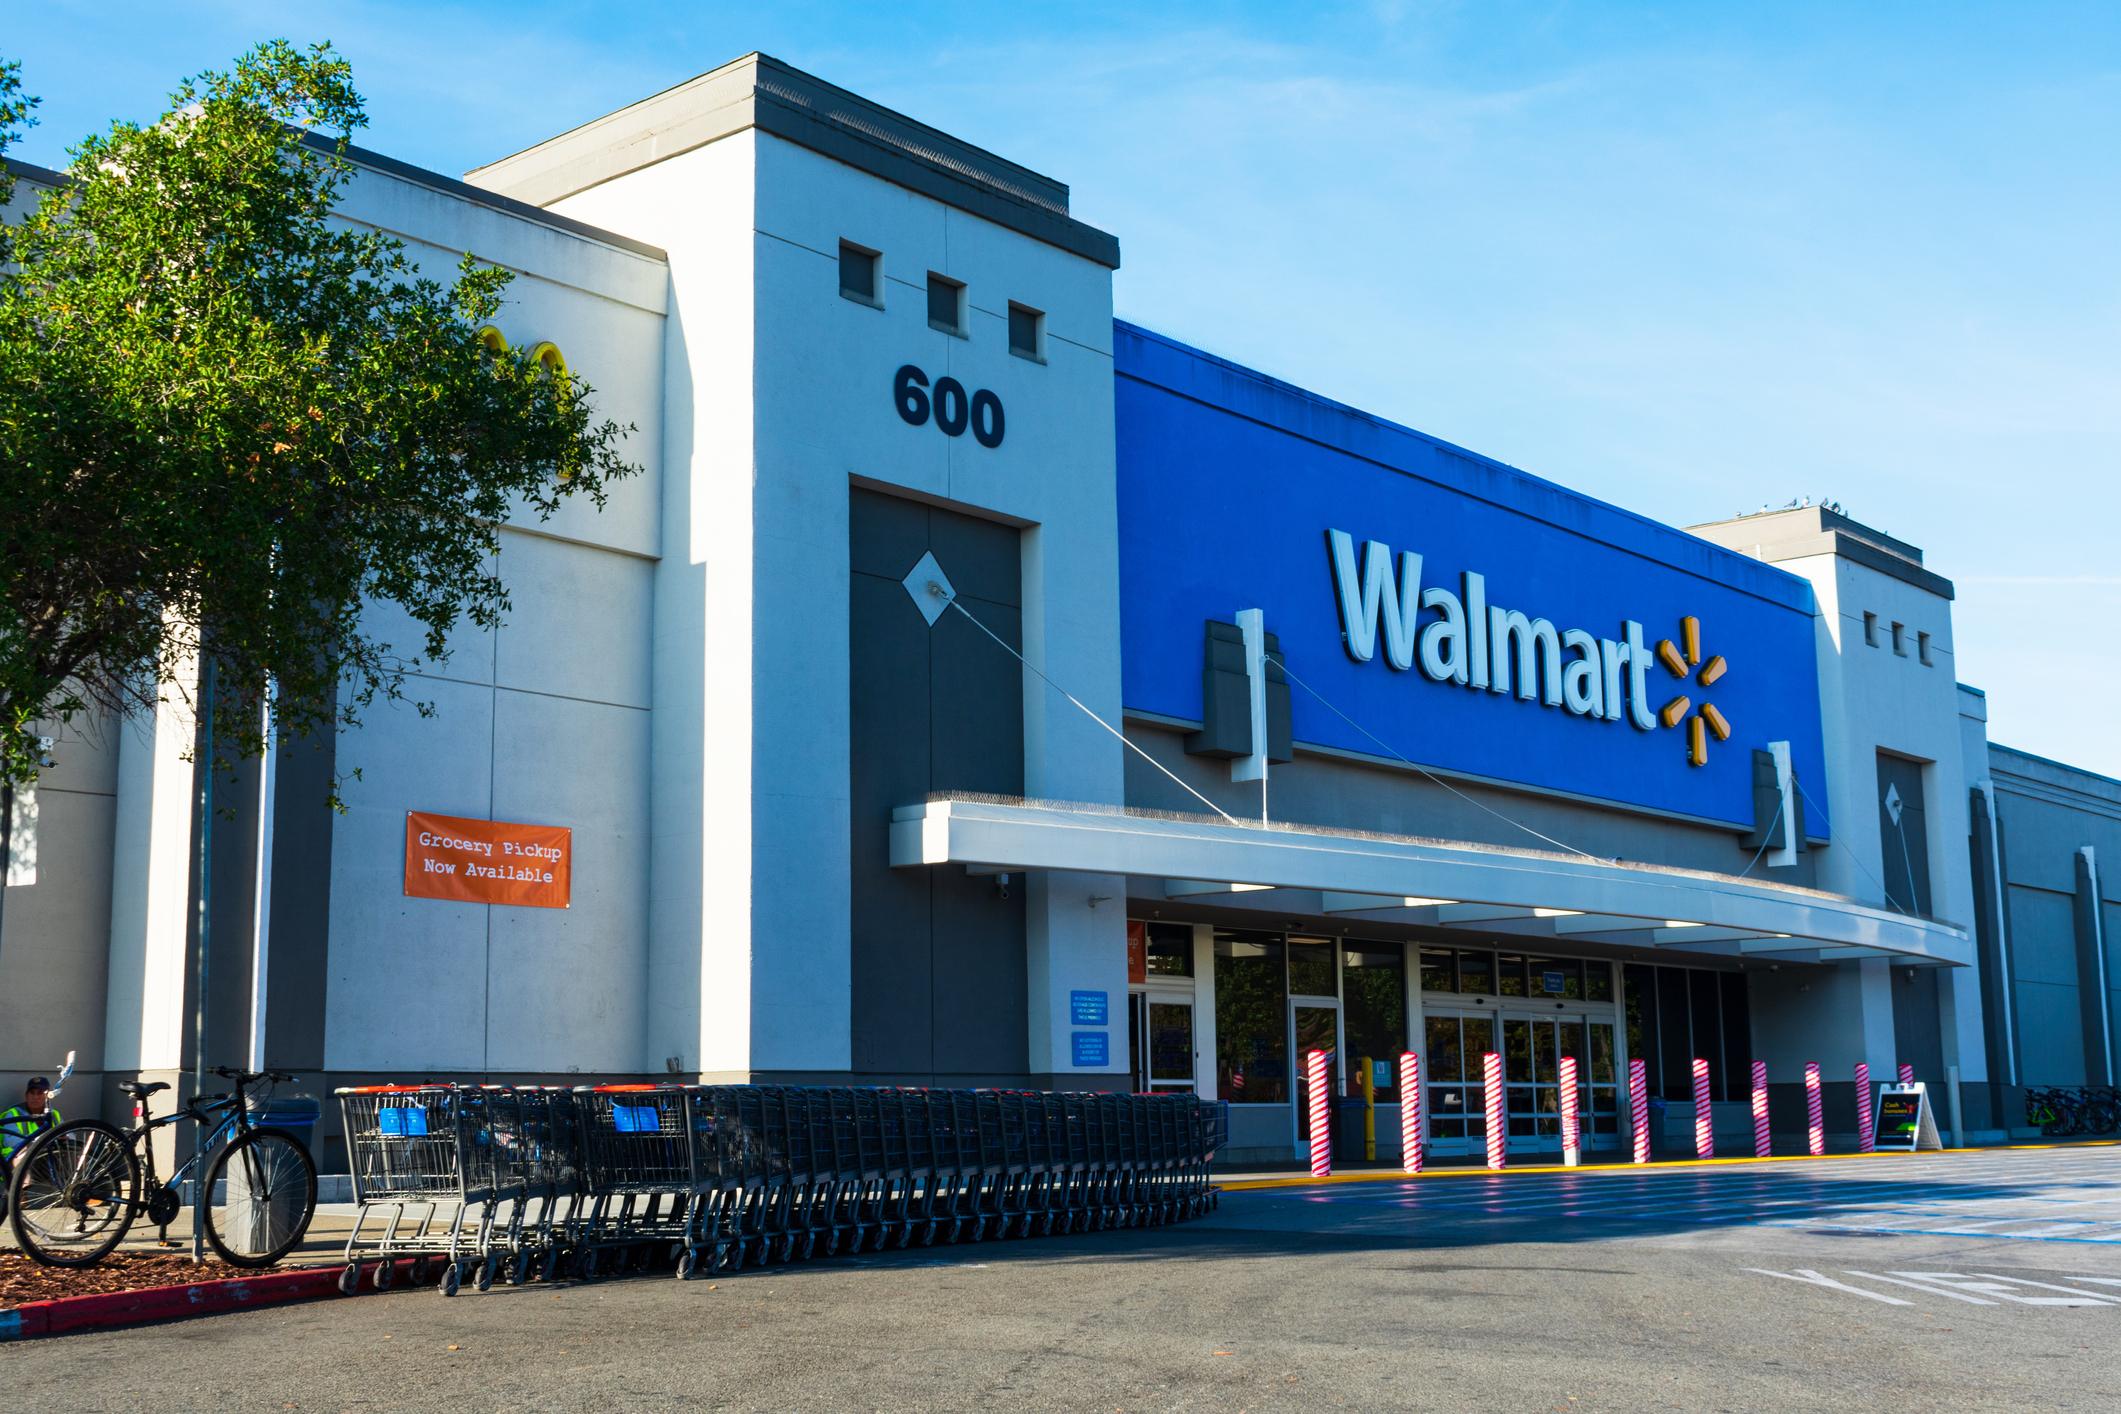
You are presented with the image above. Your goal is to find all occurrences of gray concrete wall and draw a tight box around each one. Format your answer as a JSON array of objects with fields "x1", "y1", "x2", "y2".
[{"x1": 1989, "y1": 744, "x2": 2121, "y2": 1086}]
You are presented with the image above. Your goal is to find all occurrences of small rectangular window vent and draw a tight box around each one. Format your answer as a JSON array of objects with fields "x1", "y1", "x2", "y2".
[
  {"x1": 1009, "y1": 303, "x2": 1044, "y2": 361},
  {"x1": 927, "y1": 273, "x2": 964, "y2": 335},
  {"x1": 839, "y1": 242, "x2": 879, "y2": 306}
]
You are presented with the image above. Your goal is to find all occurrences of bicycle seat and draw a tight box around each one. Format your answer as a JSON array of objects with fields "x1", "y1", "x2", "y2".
[{"x1": 117, "y1": 1080, "x2": 169, "y2": 1097}]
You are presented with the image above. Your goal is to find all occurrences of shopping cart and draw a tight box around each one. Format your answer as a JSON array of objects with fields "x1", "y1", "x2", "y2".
[
  {"x1": 334, "y1": 1083, "x2": 1223, "y2": 1286},
  {"x1": 336, "y1": 1085, "x2": 538, "y2": 1296},
  {"x1": 571, "y1": 1085, "x2": 704, "y2": 1277}
]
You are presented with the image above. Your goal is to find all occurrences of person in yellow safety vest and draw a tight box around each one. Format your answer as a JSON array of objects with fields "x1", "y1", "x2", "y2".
[{"x1": 0, "y1": 1076, "x2": 61, "y2": 1162}]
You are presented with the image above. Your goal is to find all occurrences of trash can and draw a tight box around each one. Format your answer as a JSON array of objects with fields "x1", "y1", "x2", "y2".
[{"x1": 248, "y1": 1094, "x2": 322, "y2": 1156}]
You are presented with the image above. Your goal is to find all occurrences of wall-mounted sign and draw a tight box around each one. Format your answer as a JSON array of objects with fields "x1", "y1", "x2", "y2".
[
  {"x1": 1070, "y1": 990, "x2": 1110, "y2": 1026},
  {"x1": 1114, "y1": 322, "x2": 1831, "y2": 834},
  {"x1": 895, "y1": 365, "x2": 1005, "y2": 448},
  {"x1": 1326, "y1": 531, "x2": 1739, "y2": 768},
  {"x1": 1071, "y1": 1032, "x2": 1110, "y2": 1066},
  {"x1": 403, "y1": 810, "x2": 571, "y2": 910}
]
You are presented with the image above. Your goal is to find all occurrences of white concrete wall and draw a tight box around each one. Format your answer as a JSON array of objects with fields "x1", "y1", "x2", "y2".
[
  {"x1": 1773, "y1": 550, "x2": 1983, "y2": 1080},
  {"x1": 315, "y1": 161, "x2": 666, "y2": 1076},
  {"x1": 1954, "y1": 685, "x2": 1997, "y2": 1082},
  {"x1": 0, "y1": 712, "x2": 117, "y2": 1105},
  {"x1": 552, "y1": 127, "x2": 1127, "y2": 1079},
  {"x1": 547, "y1": 133, "x2": 757, "y2": 1080},
  {"x1": 750, "y1": 134, "x2": 1124, "y2": 1080},
  {"x1": 103, "y1": 673, "x2": 203, "y2": 1075}
]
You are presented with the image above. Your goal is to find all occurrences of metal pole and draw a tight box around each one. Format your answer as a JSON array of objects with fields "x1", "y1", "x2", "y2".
[
  {"x1": 1360, "y1": 1054, "x2": 1374, "y2": 1161},
  {"x1": 0, "y1": 777, "x2": 12, "y2": 973},
  {"x1": 191, "y1": 659, "x2": 214, "y2": 1263},
  {"x1": 1947, "y1": 1063, "x2": 1965, "y2": 1149},
  {"x1": 247, "y1": 690, "x2": 276, "y2": 1072}
]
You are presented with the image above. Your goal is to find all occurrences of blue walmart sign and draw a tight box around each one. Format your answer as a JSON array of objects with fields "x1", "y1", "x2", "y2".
[{"x1": 1114, "y1": 322, "x2": 1830, "y2": 836}]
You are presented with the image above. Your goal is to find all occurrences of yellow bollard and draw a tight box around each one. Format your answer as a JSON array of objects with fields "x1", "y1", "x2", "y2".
[{"x1": 1360, "y1": 1054, "x2": 1375, "y2": 1161}]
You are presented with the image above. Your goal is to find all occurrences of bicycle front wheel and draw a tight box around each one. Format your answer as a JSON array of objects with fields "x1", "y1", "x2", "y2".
[
  {"x1": 202, "y1": 1127, "x2": 318, "y2": 1267},
  {"x1": 8, "y1": 1119, "x2": 140, "y2": 1267}
]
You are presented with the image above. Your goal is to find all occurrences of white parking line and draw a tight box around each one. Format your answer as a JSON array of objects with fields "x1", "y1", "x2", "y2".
[
  {"x1": 1744, "y1": 1268, "x2": 1912, "y2": 1304},
  {"x1": 1746, "y1": 1266, "x2": 2121, "y2": 1309},
  {"x1": 1842, "y1": 1271, "x2": 1997, "y2": 1304},
  {"x1": 1970, "y1": 1273, "x2": 2121, "y2": 1304}
]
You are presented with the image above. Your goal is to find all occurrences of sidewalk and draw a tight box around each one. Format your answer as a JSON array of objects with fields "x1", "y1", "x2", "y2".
[
  {"x1": 1212, "y1": 1132, "x2": 2117, "y2": 1187},
  {"x1": 26, "y1": 1208, "x2": 361, "y2": 1269}
]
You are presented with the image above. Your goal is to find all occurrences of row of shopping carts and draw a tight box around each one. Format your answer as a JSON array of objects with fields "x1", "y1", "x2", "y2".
[{"x1": 333, "y1": 1084, "x2": 1225, "y2": 1295}]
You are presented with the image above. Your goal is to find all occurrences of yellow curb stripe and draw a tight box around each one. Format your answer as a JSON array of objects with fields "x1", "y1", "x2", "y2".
[{"x1": 1217, "y1": 1139, "x2": 2120, "y2": 1191}]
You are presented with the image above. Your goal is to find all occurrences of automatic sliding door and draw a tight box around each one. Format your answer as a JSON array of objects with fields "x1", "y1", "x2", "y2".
[
  {"x1": 1423, "y1": 1012, "x2": 1493, "y2": 1157},
  {"x1": 1588, "y1": 1019, "x2": 1619, "y2": 1147}
]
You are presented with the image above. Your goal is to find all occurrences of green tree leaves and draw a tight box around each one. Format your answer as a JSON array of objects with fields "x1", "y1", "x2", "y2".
[{"x1": 0, "y1": 42, "x2": 639, "y2": 790}]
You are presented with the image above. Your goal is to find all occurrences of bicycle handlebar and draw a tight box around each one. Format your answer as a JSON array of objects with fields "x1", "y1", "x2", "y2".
[{"x1": 208, "y1": 1066, "x2": 298, "y2": 1084}]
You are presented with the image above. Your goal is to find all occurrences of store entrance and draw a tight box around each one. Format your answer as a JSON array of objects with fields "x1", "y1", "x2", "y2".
[
  {"x1": 1127, "y1": 994, "x2": 1197, "y2": 1093},
  {"x1": 1291, "y1": 999, "x2": 1339, "y2": 1143},
  {"x1": 1500, "y1": 1012, "x2": 1620, "y2": 1156},
  {"x1": 1422, "y1": 1010, "x2": 1494, "y2": 1158},
  {"x1": 1424, "y1": 1009, "x2": 1621, "y2": 1158}
]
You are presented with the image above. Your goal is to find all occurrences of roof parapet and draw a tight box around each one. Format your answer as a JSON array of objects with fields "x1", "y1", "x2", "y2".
[{"x1": 463, "y1": 53, "x2": 1120, "y2": 269}]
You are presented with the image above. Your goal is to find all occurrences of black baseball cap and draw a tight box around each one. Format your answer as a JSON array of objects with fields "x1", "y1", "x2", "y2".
[{"x1": 25, "y1": 1077, "x2": 48, "y2": 1089}]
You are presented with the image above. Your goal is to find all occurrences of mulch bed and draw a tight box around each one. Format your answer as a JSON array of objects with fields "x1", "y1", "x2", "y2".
[{"x1": 0, "y1": 1251, "x2": 250, "y2": 1307}]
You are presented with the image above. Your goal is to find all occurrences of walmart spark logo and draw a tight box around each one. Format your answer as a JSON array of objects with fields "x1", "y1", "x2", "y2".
[{"x1": 1653, "y1": 617, "x2": 1730, "y2": 766}]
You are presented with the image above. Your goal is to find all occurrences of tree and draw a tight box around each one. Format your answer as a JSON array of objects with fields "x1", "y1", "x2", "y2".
[{"x1": 0, "y1": 41, "x2": 638, "y2": 801}]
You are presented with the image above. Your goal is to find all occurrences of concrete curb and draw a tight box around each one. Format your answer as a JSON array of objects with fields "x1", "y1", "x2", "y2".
[
  {"x1": 0, "y1": 1257, "x2": 407, "y2": 1340},
  {"x1": 1218, "y1": 1137, "x2": 2121, "y2": 1191}
]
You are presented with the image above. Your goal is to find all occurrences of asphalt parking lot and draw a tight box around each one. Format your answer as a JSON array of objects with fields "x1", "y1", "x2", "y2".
[{"x1": 15, "y1": 1145, "x2": 2121, "y2": 1413}]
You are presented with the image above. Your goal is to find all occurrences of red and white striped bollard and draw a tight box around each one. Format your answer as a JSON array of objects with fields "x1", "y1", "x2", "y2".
[
  {"x1": 1804, "y1": 1062, "x2": 1823, "y2": 1155},
  {"x1": 1898, "y1": 1063, "x2": 1914, "y2": 1087},
  {"x1": 1305, "y1": 1049, "x2": 1332, "y2": 1177},
  {"x1": 1691, "y1": 1058, "x2": 1713, "y2": 1159},
  {"x1": 1854, "y1": 1062, "x2": 1874, "y2": 1153},
  {"x1": 1629, "y1": 1057, "x2": 1650, "y2": 1164},
  {"x1": 1398, "y1": 1052, "x2": 1422, "y2": 1174},
  {"x1": 1559, "y1": 1055, "x2": 1581, "y2": 1165},
  {"x1": 1482, "y1": 1052, "x2": 1505, "y2": 1170},
  {"x1": 1750, "y1": 1060, "x2": 1770, "y2": 1159}
]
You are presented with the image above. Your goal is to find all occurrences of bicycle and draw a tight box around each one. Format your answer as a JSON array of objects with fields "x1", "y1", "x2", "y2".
[
  {"x1": 2064, "y1": 1086, "x2": 2119, "y2": 1136},
  {"x1": 6, "y1": 1065, "x2": 318, "y2": 1269},
  {"x1": 2025, "y1": 1087, "x2": 2084, "y2": 1138}
]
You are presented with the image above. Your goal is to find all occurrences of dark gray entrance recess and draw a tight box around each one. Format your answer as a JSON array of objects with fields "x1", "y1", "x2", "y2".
[
  {"x1": 1876, "y1": 753, "x2": 1933, "y2": 915},
  {"x1": 849, "y1": 488, "x2": 1026, "y2": 1083}
]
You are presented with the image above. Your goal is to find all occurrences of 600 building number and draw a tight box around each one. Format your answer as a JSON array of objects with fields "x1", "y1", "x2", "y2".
[{"x1": 895, "y1": 365, "x2": 1005, "y2": 448}]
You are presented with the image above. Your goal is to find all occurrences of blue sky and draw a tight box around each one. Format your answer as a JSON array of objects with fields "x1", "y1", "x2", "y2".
[{"x1": 9, "y1": 2, "x2": 2119, "y2": 774}]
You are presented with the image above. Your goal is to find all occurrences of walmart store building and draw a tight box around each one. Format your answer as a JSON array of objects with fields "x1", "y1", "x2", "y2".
[{"x1": 6, "y1": 55, "x2": 2117, "y2": 1167}]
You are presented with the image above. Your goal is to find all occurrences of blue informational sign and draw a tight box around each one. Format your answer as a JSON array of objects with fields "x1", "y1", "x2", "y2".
[
  {"x1": 1072, "y1": 1032, "x2": 1110, "y2": 1067},
  {"x1": 1070, "y1": 990, "x2": 1109, "y2": 1026},
  {"x1": 1113, "y1": 322, "x2": 1831, "y2": 836},
  {"x1": 1543, "y1": 970, "x2": 1567, "y2": 995},
  {"x1": 379, "y1": 1106, "x2": 429, "y2": 1137},
  {"x1": 613, "y1": 1105, "x2": 660, "y2": 1134}
]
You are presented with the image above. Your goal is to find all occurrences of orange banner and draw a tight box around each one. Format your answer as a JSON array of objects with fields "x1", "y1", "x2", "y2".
[{"x1": 403, "y1": 811, "x2": 571, "y2": 910}]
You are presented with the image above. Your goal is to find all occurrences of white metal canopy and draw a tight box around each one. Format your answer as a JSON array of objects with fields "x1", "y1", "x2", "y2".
[{"x1": 890, "y1": 797, "x2": 1970, "y2": 966}]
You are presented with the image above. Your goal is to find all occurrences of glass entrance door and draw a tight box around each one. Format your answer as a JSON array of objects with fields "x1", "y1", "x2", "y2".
[
  {"x1": 1423, "y1": 1011, "x2": 1495, "y2": 1158},
  {"x1": 1501, "y1": 1014, "x2": 1622, "y2": 1154},
  {"x1": 1291, "y1": 1002, "x2": 1339, "y2": 1142},
  {"x1": 1130, "y1": 996, "x2": 1196, "y2": 1093}
]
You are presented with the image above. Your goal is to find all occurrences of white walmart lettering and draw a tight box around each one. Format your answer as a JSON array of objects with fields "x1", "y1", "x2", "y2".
[{"x1": 1327, "y1": 529, "x2": 1656, "y2": 731}]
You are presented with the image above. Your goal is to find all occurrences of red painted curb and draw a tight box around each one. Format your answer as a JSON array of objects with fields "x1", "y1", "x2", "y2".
[{"x1": 1, "y1": 1258, "x2": 412, "y2": 1339}]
